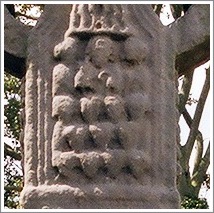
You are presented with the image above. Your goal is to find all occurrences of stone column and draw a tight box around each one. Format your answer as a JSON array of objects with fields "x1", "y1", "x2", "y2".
[{"x1": 20, "y1": 4, "x2": 180, "y2": 209}]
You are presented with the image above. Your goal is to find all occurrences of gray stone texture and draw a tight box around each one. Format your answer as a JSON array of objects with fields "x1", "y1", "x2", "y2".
[
  {"x1": 11, "y1": 4, "x2": 209, "y2": 209},
  {"x1": 4, "y1": 6, "x2": 30, "y2": 78},
  {"x1": 4, "y1": 6, "x2": 29, "y2": 58}
]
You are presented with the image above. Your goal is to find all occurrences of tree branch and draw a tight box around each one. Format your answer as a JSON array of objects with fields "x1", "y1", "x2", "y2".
[
  {"x1": 182, "y1": 108, "x2": 204, "y2": 176},
  {"x1": 178, "y1": 70, "x2": 194, "y2": 114},
  {"x1": 191, "y1": 142, "x2": 210, "y2": 194},
  {"x1": 183, "y1": 67, "x2": 210, "y2": 163},
  {"x1": 152, "y1": 4, "x2": 163, "y2": 17},
  {"x1": 192, "y1": 134, "x2": 204, "y2": 176},
  {"x1": 4, "y1": 143, "x2": 22, "y2": 161},
  {"x1": 4, "y1": 185, "x2": 23, "y2": 192}
]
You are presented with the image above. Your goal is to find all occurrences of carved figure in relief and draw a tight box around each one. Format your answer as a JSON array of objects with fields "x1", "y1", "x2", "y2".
[{"x1": 51, "y1": 5, "x2": 152, "y2": 182}]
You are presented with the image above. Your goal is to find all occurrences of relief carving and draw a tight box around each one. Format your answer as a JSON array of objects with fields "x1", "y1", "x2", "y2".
[
  {"x1": 51, "y1": 5, "x2": 151, "y2": 183},
  {"x1": 18, "y1": 4, "x2": 183, "y2": 208}
]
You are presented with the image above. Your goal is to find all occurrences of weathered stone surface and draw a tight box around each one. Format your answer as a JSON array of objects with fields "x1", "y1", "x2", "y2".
[
  {"x1": 17, "y1": 4, "x2": 209, "y2": 209},
  {"x1": 171, "y1": 4, "x2": 210, "y2": 75},
  {"x1": 4, "y1": 6, "x2": 30, "y2": 78},
  {"x1": 4, "y1": 6, "x2": 29, "y2": 58}
]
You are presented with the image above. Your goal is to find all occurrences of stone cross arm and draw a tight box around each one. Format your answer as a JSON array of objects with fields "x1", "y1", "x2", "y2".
[
  {"x1": 4, "y1": 6, "x2": 30, "y2": 78},
  {"x1": 169, "y1": 4, "x2": 210, "y2": 76},
  {"x1": 4, "y1": 4, "x2": 210, "y2": 78}
]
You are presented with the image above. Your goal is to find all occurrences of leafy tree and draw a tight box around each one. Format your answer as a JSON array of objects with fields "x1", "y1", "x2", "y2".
[
  {"x1": 181, "y1": 196, "x2": 209, "y2": 209},
  {"x1": 4, "y1": 72, "x2": 22, "y2": 209},
  {"x1": 4, "y1": 4, "x2": 210, "y2": 209}
]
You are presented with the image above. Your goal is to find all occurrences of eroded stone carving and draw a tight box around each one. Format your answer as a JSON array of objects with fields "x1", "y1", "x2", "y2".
[
  {"x1": 65, "y1": 5, "x2": 127, "y2": 37},
  {"x1": 52, "y1": 30, "x2": 151, "y2": 182},
  {"x1": 20, "y1": 4, "x2": 180, "y2": 209}
]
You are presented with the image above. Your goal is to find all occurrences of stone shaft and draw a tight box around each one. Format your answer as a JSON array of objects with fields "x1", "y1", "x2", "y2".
[{"x1": 20, "y1": 4, "x2": 179, "y2": 209}]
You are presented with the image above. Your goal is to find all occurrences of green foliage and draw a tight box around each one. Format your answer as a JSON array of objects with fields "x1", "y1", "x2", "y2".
[
  {"x1": 4, "y1": 72, "x2": 22, "y2": 209},
  {"x1": 4, "y1": 73, "x2": 21, "y2": 140},
  {"x1": 4, "y1": 156, "x2": 23, "y2": 209},
  {"x1": 181, "y1": 196, "x2": 209, "y2": 209}
]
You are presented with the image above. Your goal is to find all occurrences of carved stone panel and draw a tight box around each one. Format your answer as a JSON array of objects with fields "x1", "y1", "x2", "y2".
[{"x1": 20, "y1": 5, "x2": 179, "y2": 209}]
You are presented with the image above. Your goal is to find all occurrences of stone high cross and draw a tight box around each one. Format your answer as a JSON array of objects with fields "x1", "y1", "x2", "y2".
[{"x1": 4, "y1": 4, "x2": 210, "y2": 209}]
